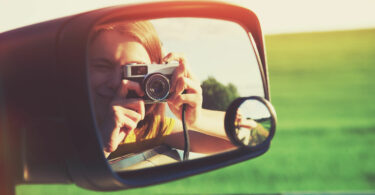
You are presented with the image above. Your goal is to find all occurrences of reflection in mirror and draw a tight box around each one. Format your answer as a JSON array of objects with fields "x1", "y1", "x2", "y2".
[
  {"x1": 87, "y1": 18, "x2": 265, "y2": 172},
  {"x1": 225, "y1": 96, "x2": 276, "y2": 147},
  {"x1": 234, "y1": 98, "x2": 272, "y2": 146}
]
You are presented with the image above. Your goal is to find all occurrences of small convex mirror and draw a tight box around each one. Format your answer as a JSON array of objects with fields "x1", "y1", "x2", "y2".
[{"x1": 225, "y1": 96, "x2": 276, "y2": 147}]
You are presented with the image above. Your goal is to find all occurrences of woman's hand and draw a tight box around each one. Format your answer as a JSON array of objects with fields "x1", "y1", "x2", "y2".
[
  {"x1": 99, "y1": 80, "x2": 145, "y2": 157},
  {"x1": 235, "y1": 110, "x2": 258, "y2": 129},
  {"x1": 164, "y1": 52, "x2": 203, "y2": 128}
]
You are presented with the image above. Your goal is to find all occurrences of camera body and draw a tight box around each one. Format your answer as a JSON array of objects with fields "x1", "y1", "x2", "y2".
[{"x1": 122, "y1": 62, "x2": 179, "y2": 103}]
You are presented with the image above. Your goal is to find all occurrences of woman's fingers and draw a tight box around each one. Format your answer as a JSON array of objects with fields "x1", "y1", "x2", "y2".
[
  {"x1": 172, "y1": 76, "x2": 202, "y2": 98},
  {"x1": 103, "y1": 104, "x2": 143, "y2": 153},
  {"x1": 113, "y1": 98, "x2": 145, "y2": 120},
  {"x1": 169, "y1": 93, "x2": 202, "y2": 109},
  {"x1": 101, "y1": 76, "x2": 147, "y2": 156},
  {"x1": 117, "y1": 111, "x2": 139, "y2": 132},
  {"x1": 102, "y1": 95, "x2": 145, "y2": 154},
  {"x1": 163, "y1": 52, "x2": 187, "y2": 67},
  {"x1": 103, "y1": 130, "x2": 126, "y2": 154},
  {"x1": 163, "y1": 52, "x2": 196, "y2": 92},
  {"x1": 113, "y1": 105, "x2": 143, "y2": 124},
  {"x1": 163, "y1": 52, "x2": 202, "y2": 127},
  {"x1": 113, "y1": 79, "x2": 145, "y2": 120},
  {"x1": 117, "y1": 79, "x2": 144, "y2": 98}
]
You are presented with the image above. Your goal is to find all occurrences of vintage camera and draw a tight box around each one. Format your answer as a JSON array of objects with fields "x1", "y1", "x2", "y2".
[{"x1": 122, "y1": 62, "x2": 179, "y2": 103}]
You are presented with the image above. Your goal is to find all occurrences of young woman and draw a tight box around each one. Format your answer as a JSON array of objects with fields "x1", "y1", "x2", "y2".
[{"x1": 89, "y1": 20, "x2": 235, "y2": 158}]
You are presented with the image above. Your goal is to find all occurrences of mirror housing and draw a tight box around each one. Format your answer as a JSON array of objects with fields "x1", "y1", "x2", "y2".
[{"x1": 0, "y1": 1, "x2": 272, "y2": 191}]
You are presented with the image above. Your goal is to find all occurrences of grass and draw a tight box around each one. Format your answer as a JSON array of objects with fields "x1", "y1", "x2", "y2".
[{"x1": 17, "y1": 29, "x2": 375, "y2": 194}]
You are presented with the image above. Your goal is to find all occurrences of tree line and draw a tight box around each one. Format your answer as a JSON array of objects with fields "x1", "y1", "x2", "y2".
[{"x1": 201, "y1": 76, "x2": 239, "y2": 111}]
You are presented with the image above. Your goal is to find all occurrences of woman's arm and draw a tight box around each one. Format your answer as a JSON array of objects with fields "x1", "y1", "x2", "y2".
[
  {"x1": 163, "y1": 129, "x2": 235, "y2": 154},
  {"x1": 164, "y1": 109, "x2": 236, "y2": 154},
  {"x1": 188, "y1": 108, "x2": 227, "y2": 140},
  {"x1": 163, "y1": 52, "x2": 236, "y2": 153}
]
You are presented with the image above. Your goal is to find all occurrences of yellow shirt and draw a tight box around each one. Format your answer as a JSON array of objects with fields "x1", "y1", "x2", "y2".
[{"x1": 109, "y1": 115, "x2": 175, "y2": 158}]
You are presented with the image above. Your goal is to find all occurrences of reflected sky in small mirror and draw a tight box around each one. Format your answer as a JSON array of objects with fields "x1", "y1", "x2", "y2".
[{"x1": 239, "y1": 99, "x2": 271, "y2": 119}]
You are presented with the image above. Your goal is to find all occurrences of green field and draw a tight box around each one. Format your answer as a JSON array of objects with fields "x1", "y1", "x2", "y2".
[{"x1": 17, "y1": 29, "x2": 375, "y2": 194}]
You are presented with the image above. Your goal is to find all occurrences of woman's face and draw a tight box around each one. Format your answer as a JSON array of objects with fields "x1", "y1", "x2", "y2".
[{"x1": 89, "y1": 31, "x2": 151, "y2": 124}]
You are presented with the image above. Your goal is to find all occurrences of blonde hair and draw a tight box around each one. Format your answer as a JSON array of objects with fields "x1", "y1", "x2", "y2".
[{"x1": 91, "y1": 21, "x2": 167, "y2": 139}]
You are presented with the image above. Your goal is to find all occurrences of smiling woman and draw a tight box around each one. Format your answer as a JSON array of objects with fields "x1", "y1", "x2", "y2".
[
  {"x1": 88, "y1": 20, "x2": 241, "y2": 164},
  {"x1": 86, "y1": 18, "x2": 273, "y2": 176},
  {"x1": 89, "y1": 22, "x2": 155, "y2": 157}
]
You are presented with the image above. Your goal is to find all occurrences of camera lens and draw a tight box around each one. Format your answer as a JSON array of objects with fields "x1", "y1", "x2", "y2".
[{"x1": 144, "y1": 74, "x2": 170, "y2": 101}]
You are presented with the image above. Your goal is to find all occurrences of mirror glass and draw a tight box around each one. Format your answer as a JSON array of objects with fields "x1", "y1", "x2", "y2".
[
  {"x1": 228, "y1": 97, "x2": 274, "y2": 147},
  {"x1": 87, "y1": 18, "x2": 265, "y2": 172}
]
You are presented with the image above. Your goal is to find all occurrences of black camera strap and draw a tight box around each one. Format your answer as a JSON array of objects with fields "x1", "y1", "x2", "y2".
[{"x1": 182, "y1": 104, "x2": 190, "y2": 161}]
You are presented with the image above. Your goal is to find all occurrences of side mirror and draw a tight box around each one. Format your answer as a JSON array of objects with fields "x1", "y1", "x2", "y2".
[{"x1": 0, "y1": 1, "x2": 275, "y2": 192}]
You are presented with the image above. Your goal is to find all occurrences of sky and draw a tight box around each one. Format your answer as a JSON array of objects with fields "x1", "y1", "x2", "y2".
[
  {"x1": 2, "y1": 0, "x2": 373, "y2": 97},
  {"x1": 151, "y1": 18, "x2": 265, "y2": 97},
  {"x1": 1, "y1": 0, "x2": 372, "y2": 129},
  {"x1": 1, "y1": 0, "x2": 375, "y2": 34}
]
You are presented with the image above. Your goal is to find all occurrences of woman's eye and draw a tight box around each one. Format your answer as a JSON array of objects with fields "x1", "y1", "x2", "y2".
[{"x1": 93, "y1": 64, "x2": 112, "y2": 70}]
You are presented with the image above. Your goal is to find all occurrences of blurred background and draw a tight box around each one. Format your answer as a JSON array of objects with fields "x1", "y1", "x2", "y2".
[{"x1": 2, "y1": 0, "x2": 374, "y2": 194}]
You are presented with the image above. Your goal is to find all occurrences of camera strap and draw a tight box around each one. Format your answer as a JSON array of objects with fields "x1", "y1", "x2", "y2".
[{"x1": 182, "y1": 104, "x2": 190, "y2": 161}]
